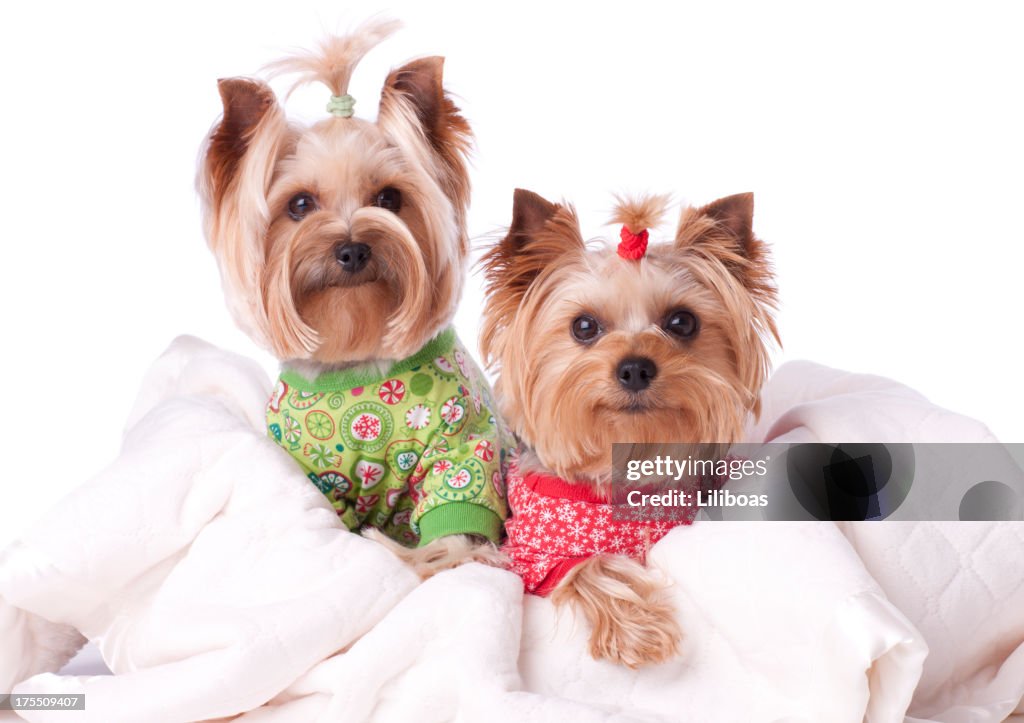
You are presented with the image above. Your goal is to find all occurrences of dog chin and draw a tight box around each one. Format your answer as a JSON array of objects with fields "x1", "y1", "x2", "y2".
[
  {"x1": 597, "y1": 397, "x2": 661, "y2": 418},
  {"x1": 299, "y1": 282, "x2": 399, "y2": 363},
  {"x1": 621, "y1": 398, "x2": 655, "y2": 414},
  {"x1": 325, "y1": 269, "x2": 380, "y2": 290},
  {"x1": 603, "y1": 404, "x2": 699, "y2": 441}
]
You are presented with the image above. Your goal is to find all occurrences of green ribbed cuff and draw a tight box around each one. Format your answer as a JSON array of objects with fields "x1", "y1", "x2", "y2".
[{"x1": 417, "y1": 503, "x2": 502, "y2": 547}]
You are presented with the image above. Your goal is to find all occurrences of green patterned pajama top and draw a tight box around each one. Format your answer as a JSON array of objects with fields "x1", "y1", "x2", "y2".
[{"x1": 265, "y1": 329, "x2": 510, "y2": 547}]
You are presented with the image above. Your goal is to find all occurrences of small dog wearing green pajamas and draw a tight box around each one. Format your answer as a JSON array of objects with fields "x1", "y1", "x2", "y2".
[{"x1": 198, "y1": 19, "x2": 509, "y2": 577}]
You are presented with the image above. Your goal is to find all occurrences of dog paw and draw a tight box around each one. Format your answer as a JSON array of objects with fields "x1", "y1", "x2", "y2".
[
  {"x1": 552, "y1": 555, "x2": 681, "y2": 668},
  {"x1": 363, "y1": 529, "x2": 508, "y2": 580},
  {"x1": 587, "y1": 592, "x2": 681, "y2": 668}
]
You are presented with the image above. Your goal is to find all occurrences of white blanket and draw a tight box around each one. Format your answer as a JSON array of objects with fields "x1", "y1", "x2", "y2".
[{"x1": 1, "y1": 338, "x2": 1021, "y2": 723}]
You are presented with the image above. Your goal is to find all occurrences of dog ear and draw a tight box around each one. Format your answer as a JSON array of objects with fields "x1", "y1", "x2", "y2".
[
  {"x1": 699, "y1": 193, "x2": 755, "y2": 246},
  {"x1": 676, "y1": 193, "x2": 779, "y2": 397},
  {"x1": 509, "y1": 188, "x2": 559, "y2": 239},
  {"x1": 379, "y1": 57, "x2": 473, "y2": 217},
  {"x1": 204, "y1": 78, "x2": 282, "y2": 208},
  {"x1": 674, "y1": 192, "x2": 773, "y2": 293},
  {"x1": 198, "y1": 78, "x2": 290, "y2": 352},
  {"x1": 676, "y1": 192, "x2": 753, "y2": 251},
  {"x1": 486, "y1": 188, "x2": 584, "y2": 296},
  {"x1": 479, "y1": 189, "x2": 585, "y2": 366}
]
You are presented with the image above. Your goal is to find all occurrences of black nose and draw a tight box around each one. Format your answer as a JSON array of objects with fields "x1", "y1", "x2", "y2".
[
  {"x1": 335, "y1": 242, "x2": 371, "y2": 273},
  {"x1": 617, "y1": 357, "x2": 658, "y2": 391}
]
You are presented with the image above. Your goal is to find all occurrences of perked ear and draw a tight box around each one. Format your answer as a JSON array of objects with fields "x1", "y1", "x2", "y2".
[
  {"x1": 199, "y1": 77, "x2": 288, "y2": 351},
  {"x1": 676, "y1": 192, "x2": 755, "y2": 252},
  {"x1": 488, "y1": 188, "x2": 584, "y2": 291},
  {"x1": 509, "y1": 188, "x2": 559, "y2": 239},
  {"x1": 379, "y1": 57, "x2": 473, "y2": 215},
  {"x1": 700, "y1": 190, "x2": 757, "y2": 246},
  {"x1": 701, "y1": 192, "x2": 755, "y2": 244},
  {"x1": 480, "y1": 189, "x2": 584, "y2": 365},
  {"x1": 676, "y1": 192, "x2": 776, "y2": 299},
  {"x1": 205, "y1": 78, "x2": 280, "y2": 208}
]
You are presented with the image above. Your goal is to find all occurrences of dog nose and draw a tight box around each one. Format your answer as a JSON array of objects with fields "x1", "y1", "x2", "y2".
[
  {"x1": 335, "y1": 242, "x2": 371, "y2": 273},
  {"x1": 617, "y1": 357, "x2": 658, "y2": 391}
]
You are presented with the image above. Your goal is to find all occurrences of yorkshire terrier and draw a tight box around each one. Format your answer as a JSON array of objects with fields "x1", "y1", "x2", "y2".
[
  {"x1": 481, "y1": 188, "x2": 778, "y2": 666},
  {"x1": 197, "y1": 19, "x2": 508, "y2": 578}
]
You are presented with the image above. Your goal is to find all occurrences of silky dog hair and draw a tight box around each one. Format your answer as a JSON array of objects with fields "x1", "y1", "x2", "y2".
[
  {"x1": 198, "y1": 18, "x2": 471, "y2": 365},
  {"x1": 482, "y1": 189, "x2": 778, "y2": 666},
  {"x1": 197, "y1": 21, "x2": 505, "y2": 577},
  {"x1": 481, "y1": 189, "x2": 778, "y2": 483}
]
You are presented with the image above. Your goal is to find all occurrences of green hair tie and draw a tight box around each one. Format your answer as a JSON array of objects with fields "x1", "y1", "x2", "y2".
[{"x1": 326, "y1": 94, "x2": 356, "y2": 118}]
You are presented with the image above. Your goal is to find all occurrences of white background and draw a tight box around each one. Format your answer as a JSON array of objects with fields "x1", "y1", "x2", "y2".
[{"x1": 1, "y1": 1, "x2": 1021, "y2": 547}]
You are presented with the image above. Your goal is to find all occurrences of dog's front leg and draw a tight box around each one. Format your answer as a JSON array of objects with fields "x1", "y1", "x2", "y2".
[{"x1": 363, "y1": 529, "x2": 508, "y2": 580}]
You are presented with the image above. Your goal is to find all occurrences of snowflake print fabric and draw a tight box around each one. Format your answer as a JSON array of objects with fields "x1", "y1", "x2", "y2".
[
  {"x1": 502, "y1": 456, "x2": 696, "y2": 596},
  {"x1": 352, "y1": 413, "x2": 382, "y2": 440},
  {"x1": 265, "y1": 329, "x2": 510, "y2": 547}
]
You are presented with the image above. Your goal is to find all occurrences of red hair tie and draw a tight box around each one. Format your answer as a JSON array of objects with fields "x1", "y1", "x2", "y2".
[{"x1": 617, "y1": 226, "x2": 649, "y2": 260}]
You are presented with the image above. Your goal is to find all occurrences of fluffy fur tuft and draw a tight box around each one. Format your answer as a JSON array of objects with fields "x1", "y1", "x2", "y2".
[
  {"x1": 551, "y1": 555, "x2": 681, "y2": 668},
  {"x1": 263, "y1": 17, "x2": 402, "y2": 98},
  {"x1": 609, "y1": 192, "x2": 671, "y2": 233}
]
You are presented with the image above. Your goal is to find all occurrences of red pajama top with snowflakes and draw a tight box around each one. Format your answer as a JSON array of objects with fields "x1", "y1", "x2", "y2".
[{"x1": 502, "y1": 458, "x2": 696, "y2": 596}]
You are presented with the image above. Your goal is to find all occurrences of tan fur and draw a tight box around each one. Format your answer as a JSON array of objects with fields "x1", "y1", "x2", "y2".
[
  {"x1": 264, "y1": 17, "x2": 402, "y2": 97},
  {"x1": 609, "y1": 192, "x2": 671, "y2": 233},
  {"x1": 483, "y1": 189, "x2": 779, "y2": 666},
  {"x1": 362, "y1": 528, "x2": 508, "y2": 580},
  {"x1": 199, "y1": 78, "x2": 292, "y2": 349},
  {"x1": 551, "y1": 556, "x2": 681, "y2": 668},
  {"x1": 381, "y1": 57, "x2": 473, "y2": 227},
  {"x1": 483, "y1": 190, "x2": 778, "y2": 482},
  {"x1": 198, "y1": 25, "x2": 473, "y2": 364},
  {"x1": 480, "y1": 189, "x2": 586, "y2": 368},
  {"x1": 198, "y1": 26, "x2": 491, "y2": 568}
]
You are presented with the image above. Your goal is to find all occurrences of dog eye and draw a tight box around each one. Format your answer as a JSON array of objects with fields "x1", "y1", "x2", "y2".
[
  {"x1": 373, "y1": 187, "x2": 402, "y2": 213},
  {"x1": 287, "y1": 192, "x2": 318, "y2": 221},
  {"x1": 664, "y1": 310, "x2": 699, "y2": 338},
  {"x1": 571, "y1": 315, "x2": 602, "y2": 343}
]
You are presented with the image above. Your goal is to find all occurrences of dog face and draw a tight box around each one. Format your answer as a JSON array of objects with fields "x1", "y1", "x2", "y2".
[
  {"x1": 481, "y1": 189, "x2": 779, "y2": 481},
  {"x1": 198, "y1": 21, "x2": 471, "y2": 364}
]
